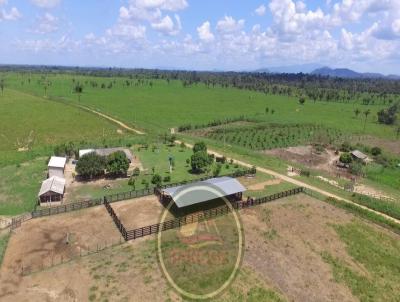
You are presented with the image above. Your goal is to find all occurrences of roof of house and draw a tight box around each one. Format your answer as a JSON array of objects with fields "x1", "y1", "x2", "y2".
[
  {"x1": 48, "y1": 156, "x2": 67, "y2": 168},
  {"x1": 351, "y1": 150, "x2": 368, "y2": 160},
  {"x1": 79, "y1": 149, "x2": 95, "y2": 158},
  {"x1": 38, "y1": 176, "x2": 66, "y2": 196},
  {"x1": 79, "y1": 148, "x2": 133, "y2": 161},
  {"x1": 162, "y1": 177, "x2": 246, "y2": 208}
]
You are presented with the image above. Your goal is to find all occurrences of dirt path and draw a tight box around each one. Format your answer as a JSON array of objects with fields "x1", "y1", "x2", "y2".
[
  {"x1": 76, "y1": 105, "x2": 145, "y2": 135},
  {"x1": 176, "y1": 140, "x2": 400, "y2": 226}
]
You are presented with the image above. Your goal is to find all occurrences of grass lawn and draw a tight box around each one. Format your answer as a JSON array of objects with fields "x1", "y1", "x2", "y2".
[
  {"x1": 0, "y1": 157, "x2": 47, "y2": 215},
  {"x1": 322, "y1": 221, "x2": 400, "y2": 302},
  {"x1": 64, "y1": 143, "x2": 246, "y2": 202},
  {"x1": 3, "y1": 73, "x2": 396, "y2": 139}
]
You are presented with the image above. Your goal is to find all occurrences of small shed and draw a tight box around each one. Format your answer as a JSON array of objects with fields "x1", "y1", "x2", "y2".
[
  {"x1": 159, "y1": 177, "x2": 246, "y2": 208},
  {"x1": 38, "y1": 176, "x2": 66, "y2": 203},
  {"x1": 351, "y1": 150, "x2": 368, "y2": 162},
  {"x1": 48, "y1": 156, "x2": 67, "y2": 178}
]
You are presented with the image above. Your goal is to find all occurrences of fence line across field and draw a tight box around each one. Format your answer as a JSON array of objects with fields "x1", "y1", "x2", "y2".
[
  {"x1": 123, "y1": 187, "x2": 304, "y2": 241},
  {"x1": 28, "y1": 168, "x2": 255, "y2": 222}
]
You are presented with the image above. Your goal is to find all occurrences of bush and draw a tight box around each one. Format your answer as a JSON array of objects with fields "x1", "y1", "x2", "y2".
[
  {"x1": 106, "y1": 151, "x2": 129, "y2": 177},
  {"x1": 371, "y1": 147, "x2": 382, "y2": 156},
  {"x1": 349, "y1": 162, "x2": 364, "y2": 176},
  {"x1": 300, "y1": 170, "x2": 311, "y2": 177},
  {"x1": 163, "y1": 175, "x2": 171, "y2": 182},
  {"x1": 151, "y1": 174, "x2": 162, "y2": 187},
  {"x1": 128, "y1": 177, "x2": 136, "y2": 189},
  {"x1": 191, "y1": 151, "x2": 211, "y2": 173},
  {"x1": 76, "y1": 152, "x2": 106, "y2": 179},
  {"x1": 339, "y1": 153, "x2": 353, "y2": 164},
  {"x1": 213, "y1": 163, "x2": 222, "y2": 177}
]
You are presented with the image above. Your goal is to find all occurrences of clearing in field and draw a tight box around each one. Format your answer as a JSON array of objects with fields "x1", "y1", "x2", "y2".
[{"x1": 1, "y1": 194, "x2": 399, "y2": 301}]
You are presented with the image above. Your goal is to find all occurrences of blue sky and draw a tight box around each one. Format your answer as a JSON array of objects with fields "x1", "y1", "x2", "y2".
[{"x1": 1, "y1": 0, "x2": 400, "y2": 74}]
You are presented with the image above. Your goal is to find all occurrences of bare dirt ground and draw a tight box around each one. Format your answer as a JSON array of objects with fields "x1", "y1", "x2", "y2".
[
  {"x1": 0, "y1": 205, "x2": 121, "y2": 299},
  {"x1": 264, "y1": 146, "x2": 350, "y2": 177},
  {"x1": 111, "y1": 195, "x2": 169, "y2": 230},
  {"x1": 1, "y1": 194, "x2": 399, "y2": 301}
]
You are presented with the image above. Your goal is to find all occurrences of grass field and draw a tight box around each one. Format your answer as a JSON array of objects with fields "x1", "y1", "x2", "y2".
[
  {"x1": 323, "y1": 222, "x2": 400, "y2": 302},
  {"x1": 0, "y1": 157, "x2": 47, "y2": 215},
  {"x1": 2, "y1": 72, "x2": 397, "y2": 139}
]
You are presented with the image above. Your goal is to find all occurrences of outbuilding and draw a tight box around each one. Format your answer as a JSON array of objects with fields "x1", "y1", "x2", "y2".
[
  {"x1": 48, "y1": 156, "x2": 67, "y2": 178},
  {"x1": 158, "y1": 177, "x2": 246, "y2": 210},
  {"x1": 351, "y1": 150, "x2": 368, "y2": 162},
  {"x1": 38, "y1": 176, "x2": 66, "y2": 203}
]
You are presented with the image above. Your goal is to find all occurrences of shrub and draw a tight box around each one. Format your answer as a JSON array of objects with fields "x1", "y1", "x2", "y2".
[
  {"x1": 213, "y1": 163, "x2": 222, "y2": 177},
  {"x1": 340, "y1": 142, "x2": 352, "y2": 152},
  {"x1": 76, "y1": 152, "x2": 106, "y2": 179},
  {"x1": 339, "y1": 153, "x2": 353, "y2": 164},
  {"x1": 151, "y1": 174, "x2": 162, "y2": 187},
  {"x1": 128, "y1": 177, "x2": 136, "y2": 190},
  {"x1": 191, "y1": 151, "x2": 211, "y2": 173},
  {"x1": 349, "y1": 162, "x2": 364, "y2": 176},
  {"x1": 371, "y1": 147, "x2": 382, "y2": 156},
  {"x1": 106, "y1": 151, "x2": 129, "y2": 177},
  {"x1": 300, "y1": 170, "x2": 311, "y2": 177},
  {"x1": 163, "y1": 175, "x2": 171, "y2": 182}
]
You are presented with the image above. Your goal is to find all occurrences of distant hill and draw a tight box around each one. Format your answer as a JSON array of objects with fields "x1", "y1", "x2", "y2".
[
  {"x1": 254, "y1": 63, "x2": 323, "y2": 74},
  {"x1": 311, "y1": 67, "x2": 400, "y2": 80}
]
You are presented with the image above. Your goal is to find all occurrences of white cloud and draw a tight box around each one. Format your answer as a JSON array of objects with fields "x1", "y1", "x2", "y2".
[
  {"x1": 0, "y1": 7, "x2": 21, "y2": 21},
  {"x1": 134, "y1": 0, "x2": 188, "y2": 11},
  {"x1": 107, "y1": 24, "x2": 146, "y2": 40},
  {"x1": 216, "y1": 16, "x2": 245, "y2": 34},
  {"x1": 255, "y1": 4, "x2": 266, "y2": 16},
  {"x1": 197, "y1": 21, "x2": 214, "y2": 42},
  {"x1": 151, "y1": 14, "x2": 181, "y2": 35},
  {"x1": 30, "y1": 0, "x2": 61, "y2": 8},
  {"x1": 31, "y1": 13, "x2": 58, "y2": 34}
]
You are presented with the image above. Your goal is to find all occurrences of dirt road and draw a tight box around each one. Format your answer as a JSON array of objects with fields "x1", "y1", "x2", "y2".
[
  {"x1": 77, "y1": 105, "x2": 145, "y2": 135},
  {"x1": 177, "y1": 140, "x2": 400, "y2": 226}
]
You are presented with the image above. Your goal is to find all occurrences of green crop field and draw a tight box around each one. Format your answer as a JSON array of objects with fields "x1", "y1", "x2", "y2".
[
  {"x1": 199, "y1": 123, "x2": 345, "y2": 150},
  {"x1": 1, "y1": 72, "x2": 397, "y2": 139}
]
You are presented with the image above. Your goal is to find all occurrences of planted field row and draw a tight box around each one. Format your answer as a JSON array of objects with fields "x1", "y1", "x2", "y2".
[{"x1": 203, "y1": 124, "x2": 345, "y2": 150}]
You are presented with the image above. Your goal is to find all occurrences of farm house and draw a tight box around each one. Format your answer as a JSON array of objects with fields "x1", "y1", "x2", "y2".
[
  {"x1": 48, "y1": 156, "x2": 67, "y2": 178},
  {"x1": 157, "y1": 177, "x2": 246, "y2": 212},
  {"x1": 79, "y1": 147, "x2": 134, "y2": 162},
  {"x1": 38, "y1": 176, "x2": 66, "y2": 203}
]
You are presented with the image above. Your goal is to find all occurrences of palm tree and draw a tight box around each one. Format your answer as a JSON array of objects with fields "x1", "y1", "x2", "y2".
[
  {"x1": 354, "y1": 108, "x2": 360, "y2": 118},
  {"x1": 363, "y1": 109, "x2": 371, "y2": 132}
]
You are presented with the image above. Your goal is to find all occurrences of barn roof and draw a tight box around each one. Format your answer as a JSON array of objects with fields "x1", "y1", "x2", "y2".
[
  {"x1": 351, "y1": 150, "x2": 368, "y2": 160},
  {"x1": 162, "y1": 177, "x2": 246, "y2": 208},
  {"x1": 48, "y1": 156, "x2": 67, "y2": 168},
  {"x1": 38, "y1": 176, "x2": 66, "y2": 196}
]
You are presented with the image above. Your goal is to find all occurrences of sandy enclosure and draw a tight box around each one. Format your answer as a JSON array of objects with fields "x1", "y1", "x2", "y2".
[
  {"x1": 0, "y1": 205, "x2": 121, "y2": 278},
  {"x1": 111, "y1": 195, "x2": 171, "y2": 230}
]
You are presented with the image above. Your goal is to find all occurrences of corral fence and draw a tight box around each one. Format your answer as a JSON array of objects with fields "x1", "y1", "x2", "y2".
[
  {"x1": 29, "y1": 169, "x2": 256, "y2": 220},
  {"x1": 10, "y1": 213, "x2": 32, "y2": 230},
  {"x1": 104, "y1": 199, "x2": 127, "y2": 239},
  {"x1": 123, "y1": 187, "x2": 304, "y2": 241}
]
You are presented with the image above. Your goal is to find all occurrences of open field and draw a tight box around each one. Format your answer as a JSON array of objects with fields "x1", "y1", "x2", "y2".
[
  {"x1": 1, "y1": 194, "x2": 399, "y2": 301},
  {"x1": 2, "y1": 72, "x2": 397, "y2": 140},
  {"x1": 0, "y1": 157, "x2": 46, "y2": 215},
  {"x1": 0, "y1": 89, "x2": 127, "y2": 154}
]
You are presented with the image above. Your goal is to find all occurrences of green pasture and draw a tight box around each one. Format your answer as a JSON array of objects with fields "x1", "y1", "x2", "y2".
[
  {"x1": 2, "y1": 72, "x2": 396, "y2": 139},
  {"x1": 0, "y1": 89, "x2": 128, "y2": 154},
  {"x1": 0, "y1": 157, "x2": 47, "y2": 215}
]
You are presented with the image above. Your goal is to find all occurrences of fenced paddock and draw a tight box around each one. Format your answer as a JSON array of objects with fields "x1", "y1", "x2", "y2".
[{"x1": 107, "y1": 187, "x2": 304, "y2": 241}]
